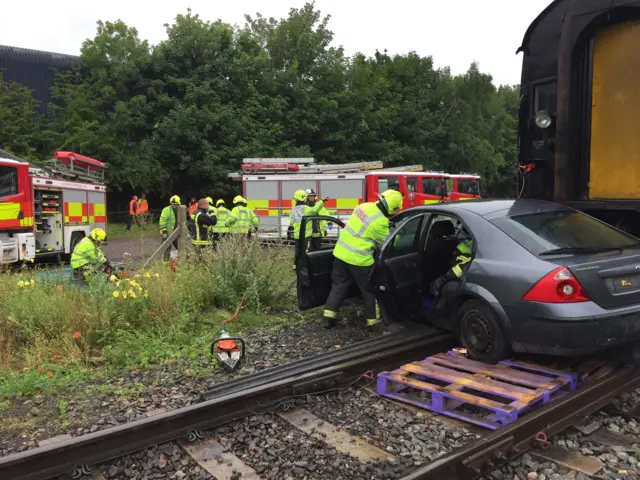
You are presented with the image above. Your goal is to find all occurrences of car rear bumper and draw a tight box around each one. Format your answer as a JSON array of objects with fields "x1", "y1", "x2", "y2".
[{"x1": 510, "y1": 308, "x2": 640, "y2": 356}]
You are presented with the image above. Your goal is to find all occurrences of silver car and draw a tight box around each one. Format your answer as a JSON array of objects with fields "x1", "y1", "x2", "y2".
[{"x1": 295, "y1": 199, "x2": 640, "y2": 363}]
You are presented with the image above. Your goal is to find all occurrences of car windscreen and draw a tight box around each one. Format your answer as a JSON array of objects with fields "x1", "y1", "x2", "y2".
[{"x1": 490, "y1": 209, "x2": 640, "y2": 256}]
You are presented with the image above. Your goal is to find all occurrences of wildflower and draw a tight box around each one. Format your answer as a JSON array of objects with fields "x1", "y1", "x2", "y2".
[
  {"x1": 73, "y1": 332, "x2": 81, "y2": 339},
  {"x1": 112, "y1": 291, "x2": 120, "y2": 298},
  {"x1": 17, "y1": 281, "x2": 25, "y2": 288},
  {"x1": 129, "y1": 280, "x2": 138, "y2": 287},
  {"x1": 154, "y1": 273, "x2": 160, "y2": 278},
  {"x1": 109, "y1": 275, "x2": 118, "y2": 282},
  {"x1": 128, "y1": 289, "x2": 137, "y2": 298},
  {"x1": 145, "y1": 272, "x2": 151, "y2": 279},
  {"x1": 29, "y1": 279, "x2": 35, "y2": 286},
  {"x1": 53, "y1": 354, "x2": 62, "y2": 360},
  {"x1": 38, "y1": 367, "x2": 44, "y2": 372},
  {"x1": 23, "y1": 289, "x2": 29, "y2": 293},
  {"x1": 148, "y1": 311, "x2": 155, "y2": 316},
  {"x1": 121, "y1": 291, "x2": 128, "y2": 299},
  {"x1": 56, "y1": 285, "x2": 62, "y2": 293},
  {"x1": 143, "y1": 291, "x2": 149, "y2": 298},
  {"x1": 130, "y1": 369, "x2": 137, "y2": 375},
  {"x1": 46, "y1": 371, "x2": 53, "y2": 376}
]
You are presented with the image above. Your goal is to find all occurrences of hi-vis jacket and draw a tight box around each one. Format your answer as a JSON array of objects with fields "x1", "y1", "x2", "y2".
[
  {"x1": 226, "y1": 205, "x2": 259, "y2": 234},
  {"x1": 70, "y1": 237, "x2": 107, "y2": 270},
  {"x1": 333, "y1": 202, "x2": 389, "y2": 267},
  {"x1": 290, "y1": 200, "x2": 327, "y2": 240}
]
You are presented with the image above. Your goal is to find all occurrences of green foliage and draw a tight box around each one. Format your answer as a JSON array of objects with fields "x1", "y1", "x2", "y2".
[{"x1": 1, "y1": 3, "x2": 520, "y2": 197}]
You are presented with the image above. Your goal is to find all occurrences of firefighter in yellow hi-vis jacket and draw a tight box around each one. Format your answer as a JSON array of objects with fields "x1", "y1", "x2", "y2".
[
  {"x1": 429, "y1": 237, "x2": 473, "y2": 297},
  {"x1": 226, "y1": 195, "x2": 259, "y2": 238}
]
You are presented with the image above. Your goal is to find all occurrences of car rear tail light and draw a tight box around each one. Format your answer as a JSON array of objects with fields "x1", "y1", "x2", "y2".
[{"x1": 523, "y1": 266, "x2": 590, "y2": 303}]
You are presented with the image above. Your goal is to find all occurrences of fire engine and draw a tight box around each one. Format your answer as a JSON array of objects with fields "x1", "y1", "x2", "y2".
[
  {"x1": 0, "y1": 149, "x2": 107, "y2": 264},
  {"x1": 229, "y1": 158, "x2": 481, "y2": 239}
]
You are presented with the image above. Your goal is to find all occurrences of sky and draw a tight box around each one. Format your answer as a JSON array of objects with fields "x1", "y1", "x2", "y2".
[{"x1": 1, "y1": 0, "x2": 552, "y2": 86}]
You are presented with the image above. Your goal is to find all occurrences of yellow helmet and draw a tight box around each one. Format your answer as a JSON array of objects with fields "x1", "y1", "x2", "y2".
[
  {"x1": 90, "y1": 228, "x2": 107, "y2": 243},
  {"x1": 170, "y1": 195, "x2": 181, "y2": 204},
  {"x1": 216, "y1": 199, "x2": 225, "y2": 207},
  {"x1": 233, "y1": 195, "x2": 246, "y2": 204},
  {"x1": 378, "y1": 189, "x2": 403, "y2": 214},
  {"x1": 205, "y1": 197, "x2": 213, "y2": 204},
  {"x1": 293, "y1": 190, "x2": 307, "y2": 202}
]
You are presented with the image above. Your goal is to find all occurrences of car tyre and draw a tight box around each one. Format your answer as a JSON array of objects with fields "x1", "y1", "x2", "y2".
[{"x1": 455, "y1": 299, "x2": 511, "y2": 363}]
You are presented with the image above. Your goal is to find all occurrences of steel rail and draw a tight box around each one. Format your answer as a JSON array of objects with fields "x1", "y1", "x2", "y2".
[
  {"x1": 0, "y1": 330, "x2": 454, "y2": 480},
  {"x1": 201, "y1": 325, "x2": 440, "y2": 400},
  {"x1": 400, "y1": 364, "x2": 640, "y2": 480}
]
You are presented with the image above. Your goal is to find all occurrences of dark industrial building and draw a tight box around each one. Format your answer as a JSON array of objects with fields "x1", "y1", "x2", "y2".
[{"x1": 0, "y1": 45, "x2": 78, "y2": 115}]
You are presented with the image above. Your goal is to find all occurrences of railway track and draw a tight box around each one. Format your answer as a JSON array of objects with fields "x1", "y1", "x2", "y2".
[
  {"x1": 3, "y1": 324, "x2": 640, "y2": 480},
  {"x1": 0, "y1": 326, "x2": 454, "y2": 480}
]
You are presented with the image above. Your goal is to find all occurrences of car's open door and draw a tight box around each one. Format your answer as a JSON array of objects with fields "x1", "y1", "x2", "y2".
[
  {"x1": 373, "y1": 213, "x2": 429, "y2": 321},
  {"x1": 296, "y1": 215, "x2": 349, "y2": 310}
]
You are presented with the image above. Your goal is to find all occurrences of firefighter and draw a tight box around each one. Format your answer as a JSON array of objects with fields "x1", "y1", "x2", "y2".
[
  {"x1": 429, "y1": 235, "x2": 473, "y2": 297},
  {"x1": 126, "y1": 195, "x2": 138, "y2": 231},
  {"x1": 137, "y1": 194, "x2": 149, "y2": 216},
  {"x1": 190, "y1": 198, "x2": 217, "y2": 253},
  {"x1": 226, "y1": 195, "x2": 259, "y2": 239},
  {"x1": 290, "y1": 190, "x2": 327, "y2": 268},
  {"x1": 205, "y1": 196, "x2": 217, "y2": 243},
  {"x1": 211, "y1": 199, "x2": 230, "y2": 242},
  {"x1": 159, "y1": 195, "x2": 180, "y2": 260},
  {"x1": 70, "y1": 228, "x2": 110, "y2": 283},
  {"x1": 323, "y1": 189, "x2": 403, "y2": 330},
  {"x1": 305, "y1": 188, "x2": 329, "y2": 252}
]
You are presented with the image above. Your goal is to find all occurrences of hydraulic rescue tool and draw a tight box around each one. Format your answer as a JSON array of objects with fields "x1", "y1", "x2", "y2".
[{"x1": 211, "y1": 297, "x2": 246, "y2": 372}]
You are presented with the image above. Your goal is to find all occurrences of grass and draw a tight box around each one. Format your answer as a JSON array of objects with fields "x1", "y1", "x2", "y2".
[
  {"x1": 0, "y1": 235, "x2": 295, "y2": 398},
  {"x1": 107, "y1": 222, "x2": 158, "y2": 239}
]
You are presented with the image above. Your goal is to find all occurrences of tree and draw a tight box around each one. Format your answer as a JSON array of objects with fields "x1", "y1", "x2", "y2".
[{"x1": 0, "y1": 73, "x2": 42, "y2": 161}]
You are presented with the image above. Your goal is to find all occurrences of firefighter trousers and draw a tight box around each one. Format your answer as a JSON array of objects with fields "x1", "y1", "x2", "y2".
[
  {"x1": 293, "y1": 238, "x2": 309, "y2": 267},
  {"x1": 324, "y1": 258, "x2": 379, "y2": 325},
  {"x1": 309, "y1": 236, "x2": 323, "y2": 252}
]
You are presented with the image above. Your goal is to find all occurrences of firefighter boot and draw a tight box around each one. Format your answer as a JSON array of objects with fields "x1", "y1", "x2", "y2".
[{"x1": 323, "y1": 316, "x2": 336, "y2": 329}]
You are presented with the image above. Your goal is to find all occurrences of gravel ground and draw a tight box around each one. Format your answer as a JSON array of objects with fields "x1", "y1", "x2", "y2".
[{"x1": 0, "y1": 307, "x2": 380, "y2": 457}]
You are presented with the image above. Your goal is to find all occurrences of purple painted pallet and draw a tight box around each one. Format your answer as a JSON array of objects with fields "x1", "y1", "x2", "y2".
[{"x1": 377, "y1": 352, "x2": 578, "y2": 430}]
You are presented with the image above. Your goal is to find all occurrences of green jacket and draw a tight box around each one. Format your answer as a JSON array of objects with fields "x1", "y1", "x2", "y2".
[
  {"x1": 226, "y1": 205, "x2": 259, "y2": 234},
  {"x1": 159, "y1": 205, "x2": 177, "y2": 234},
  {"x1": 290, "y1": 200, "x2": 326, "y2": 240},
  {"x1": 70, "y1": 236, "x2": 107, "y2": 270},
  {"x1": 333, "y1": 202, "x2": 389, "y2": 267},
  {"x1": 212, "y1": 206, "x2": 230, "y2": 234}
]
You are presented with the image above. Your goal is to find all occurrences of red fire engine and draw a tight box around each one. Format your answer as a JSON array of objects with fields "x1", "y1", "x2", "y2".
[
  {"x1": 0, "y1": 150, "x2": 107, "y2": 264},
  {"x1": 228, "y1": 158, "x2": 481, "y2": 239}
]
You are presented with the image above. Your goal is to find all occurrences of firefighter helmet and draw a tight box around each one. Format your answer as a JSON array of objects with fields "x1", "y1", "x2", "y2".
[
  {"x1": 216, "y1": 199, "x2": 225, "y2": 207},
  {"x1": 305, "y1": 188, "x2": 317, "y2": 197},
  {"x1": 233, "y1": 195, "x2": 246, "y2": 204},
  {"x1": 90, "y1": 228, "x2": 107, "y2": 243},
  {"x1": 170, "y1": 195, "x2": 181, "y2": 204},
  {"x1": 293, "y1": 190, "x2": 307, "y2": 202},
  {"x1": 205, "y1": 197, "x2": 213, "y2": 204},
  {"x1": 378, "y1": 189, "x2": 403, "y2": 214}
]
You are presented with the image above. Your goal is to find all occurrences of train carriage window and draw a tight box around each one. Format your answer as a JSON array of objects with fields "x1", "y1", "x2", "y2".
[
  {"x1": 378, "y1": 176, "x2": 400, "y2": 192},
  {"x1": 0, "y1": 166, "x2": 18, "y2": 198},
  {"x1": 422, "y1": 178, "x2": 442, "y2": 196}
]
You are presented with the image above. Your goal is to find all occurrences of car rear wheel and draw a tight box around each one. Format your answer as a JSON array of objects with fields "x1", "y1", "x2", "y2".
[{"x1": 455, "y1": 299, "x2": 511, "y2": 364}]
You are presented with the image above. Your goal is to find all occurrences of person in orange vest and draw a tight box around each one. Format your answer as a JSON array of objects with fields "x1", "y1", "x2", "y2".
[
  {"x1": 188, "y1": 197, "x2": 198, "y2": 220},
  {"x1": 126, "y1": 195, "x2": 138, "y2": 232},
  {"x1": 137, "y1": 194, "x2": 149, "y2": 216}
]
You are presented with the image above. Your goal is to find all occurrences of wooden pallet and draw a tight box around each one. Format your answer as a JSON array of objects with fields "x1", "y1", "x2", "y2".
[{"x1": 376, "y1": 352, "x2": 578, "y2": 430}]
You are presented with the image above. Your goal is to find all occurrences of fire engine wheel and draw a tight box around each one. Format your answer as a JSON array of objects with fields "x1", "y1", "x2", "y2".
[
  {"x1": 455, "y1": 299, "x2": 511, "y2": 364},
  {"x1": 66, "y1": 232, "x2": 85, "y2": 261}
]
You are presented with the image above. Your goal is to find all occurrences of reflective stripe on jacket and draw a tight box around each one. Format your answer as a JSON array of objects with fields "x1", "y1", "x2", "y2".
[
  {"x1": 226, "y1": 205, "x2": 259, "y2": 234},
  {"x1": 289, "y1": 200, "x2": 325, "y2": 240},
  {"x1": 159, "y1": 206, "x2": 177, "y2": 234},
  {"x1": 70, "y1": 236, "x2": 107, "y2": 270},
  {"x1": 333, "y1": 202, "x2": 390, "y2": 267},
  {"x1": 451, "y1": 239, "x2": 473, "y2": 278},
  {"x1": 192, "y1": 209, "x2": 217, "y2": 245},
  {"x1": 212, "y1": 207, "x2": 230, "y2": 233}
]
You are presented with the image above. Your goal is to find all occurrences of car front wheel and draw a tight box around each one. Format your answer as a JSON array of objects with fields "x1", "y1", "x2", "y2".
[{"x1": 455, "y1": 299, "x2": 511, "y2": 364}]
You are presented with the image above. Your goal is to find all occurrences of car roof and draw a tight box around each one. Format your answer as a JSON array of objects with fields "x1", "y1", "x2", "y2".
[{"x1": 401, "y1": 199, "x2": 569, "y2": 218}]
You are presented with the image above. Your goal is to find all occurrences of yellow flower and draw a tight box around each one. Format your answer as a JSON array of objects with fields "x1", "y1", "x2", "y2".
[
  {"x1": 134, "y1": 274, "x2": 141, "y2": 279},
  {"x1": 112, "y1": 291, "x2": 120, "y2": 298},
  {"x1": 29, "y1": 279, "x2": 35, "y2": 286},
  {"x1": 129, "y1": 280, "x2": 138, "y2": 287},
  {"x1": 145, "y1": 273, "x2": 151, "y2": 279},
  {"x1": 121, "y1": 291, "x2": 128, "y2": 299},
  {"x1": 109, "y1": 275, "x2": 118, "y2": 282},
  {"x1": 128, "y1": 290, "x2": 137, "y2": 298},
  {"x1": 143, "y1": 291, "x2": 149, "y2": 298},
  {"x1": 17, "y1": 281, "x2": 25, "y2": 288},
  {"x1": 154, "y1": 273, "x2": 160, "y2": 278}
]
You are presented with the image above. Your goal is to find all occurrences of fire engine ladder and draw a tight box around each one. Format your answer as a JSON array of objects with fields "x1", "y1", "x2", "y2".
[
  {"x1": 43, "y1": 155, "x2": 104, "y2": 184},
  {"x1": 377, "y1": 165, "x2": 424, "y2": 172}
]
